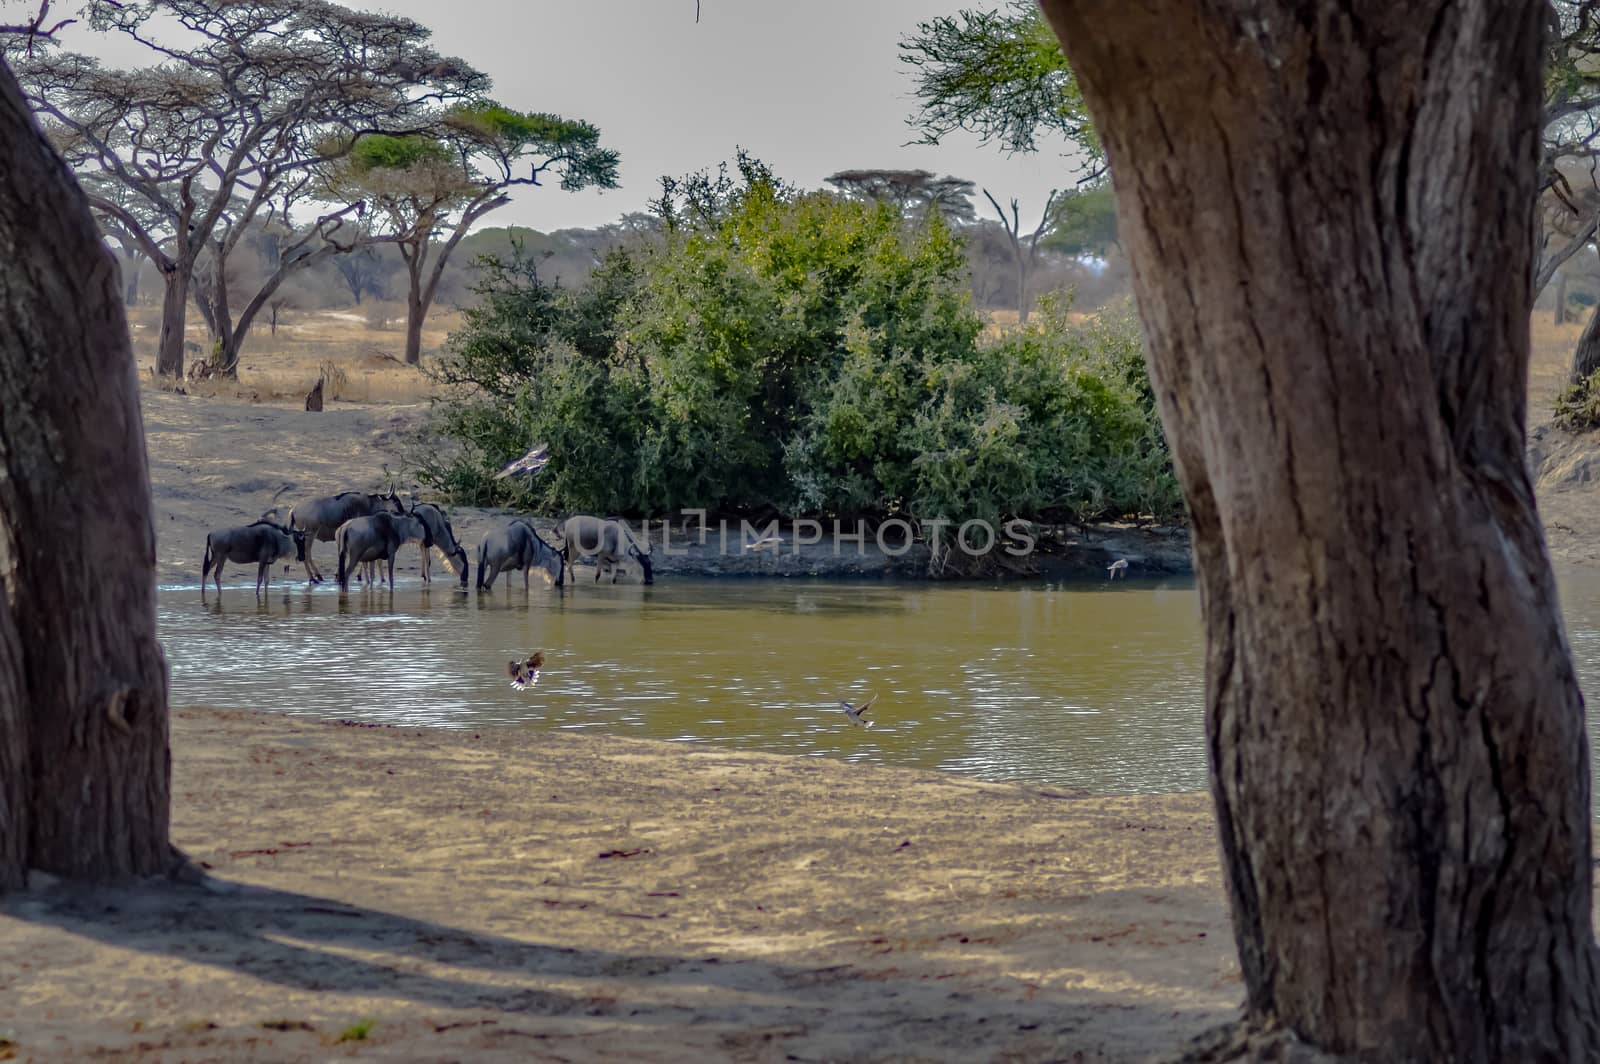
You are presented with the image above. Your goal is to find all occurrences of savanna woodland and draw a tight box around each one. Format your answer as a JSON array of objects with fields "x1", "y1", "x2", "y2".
[{"x1": 9, "y1": 0, "x2": 1600, "y2": 1063}]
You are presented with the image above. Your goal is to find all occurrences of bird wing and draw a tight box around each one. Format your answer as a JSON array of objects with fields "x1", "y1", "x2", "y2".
[
  {"x1": 856, "y1": 692, "x2": 877, "y2": 714},
  {"x1": 506, "y1": 661, "x2": 521, "y2": 679},
  {"x1": 494, "y1": 444, "x2": 551, "y2": 481},
  {"x1": 528, "y1": 651, "x2": 546, "y2": 670}
]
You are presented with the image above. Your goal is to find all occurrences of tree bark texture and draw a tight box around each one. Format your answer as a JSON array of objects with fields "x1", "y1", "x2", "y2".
[
  {"x1": 1555, "y1": 268, "x2": 1569, "y2": 326},
  {"x1": 156, "y1": 265, "x2": 189, "y2": 378},
  {"x1": 0, "y1": 59, "x2": 172, "y2": 886},
  {"x1": 1570, "y1": 301, "x2": 1600, "y2": 386},
  {"x1": 1039, "y1": 2, "x2": 1600, "y2": 1059}
]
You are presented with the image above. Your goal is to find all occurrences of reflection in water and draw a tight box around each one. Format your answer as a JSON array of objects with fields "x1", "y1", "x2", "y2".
[
  {"x1": 164, "y1": 566, "x2": 1600, "y2": 794},
  {"x1": 162, "y1": 576, "x2": 1207, "y2": 793}
]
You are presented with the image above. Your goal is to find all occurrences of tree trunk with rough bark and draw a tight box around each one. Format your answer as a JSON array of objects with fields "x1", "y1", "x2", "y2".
[
  {"x1": 156, "y1": 265, "x2": 189, "y2": 378},
  {"x1": 1571, "y1": 302, "x2": 1600, "y2": 387},
  {"x1": 0, "y1": 59, "x2": 172, "y2": 887},
  {"x1": 404, "y1": 285, "x2": 425, "y2": 365},
  {"x1": 1554, "y1": 268, "x2": 1569, "y2": 325},
  {"x1": 1039, "y1": 2, "x2": 1600, "y2": 1059}
]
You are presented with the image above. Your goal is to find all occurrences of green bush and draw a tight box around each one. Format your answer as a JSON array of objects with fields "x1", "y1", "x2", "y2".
[
  {"x1": 1555, "y1": 369, "x2": 1600, "y2": 430},
  {"x1": 412, "y1": 159, "x2": 1182, "y2": 530}
]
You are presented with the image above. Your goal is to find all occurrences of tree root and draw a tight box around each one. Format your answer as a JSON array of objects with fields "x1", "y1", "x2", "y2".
[{"x1": 1168, "y1": 1017, "x2": 1349, "y2": 1064}]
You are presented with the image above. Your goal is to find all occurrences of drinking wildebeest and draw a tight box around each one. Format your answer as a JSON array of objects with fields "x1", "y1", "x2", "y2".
[
  {"x1": 335, "y1": 511, "x2": 432, "y2": 590},
  {"x1": 409, "y1": 502, "x2": 471, "y2": 588},
  {"x1": 558, "y1": 515, "x2": 654, "y2": 584},
  {"x1": 201, "y1": 520, "x2": 306, "y2": 596},
  {"x1": 288, "y1": 489, "x2": 403, "y2": 582},
  {"x1": 477, "y1": 520, "x2": 565, "y2": 591}
]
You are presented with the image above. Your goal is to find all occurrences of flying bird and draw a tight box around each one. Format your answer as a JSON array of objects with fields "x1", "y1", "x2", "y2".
[
  {"x1": 1106, "y1": 558, "x2": 1129, "y2": 580},
  {"x1": 839, "y1": 692, "x2": 877, "y2": 729},
  {"x1": 744, "y1": 532, "x2": 784, "y2": 552},
  {"x1": 508, "y1": 651, "x2": 546, "y2": 690},
  {"x1": 494, "y1": 443, "x2": 550, "y2": 481}
]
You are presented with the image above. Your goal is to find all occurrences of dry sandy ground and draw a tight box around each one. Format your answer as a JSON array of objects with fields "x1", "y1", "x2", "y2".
[{"x1": 0, "y1": 709, "x2": 1239, "y2": 1063}]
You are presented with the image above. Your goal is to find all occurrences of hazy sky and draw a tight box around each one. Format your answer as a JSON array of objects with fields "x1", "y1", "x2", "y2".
[{"x1": 66, "y1": 0, "x2": 1081, "y2": 233}]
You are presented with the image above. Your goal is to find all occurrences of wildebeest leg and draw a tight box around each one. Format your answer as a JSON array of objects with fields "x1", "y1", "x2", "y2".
[
  {"x1": 387, "y1": 551, "x2": 396, "y2": 590},
  {"x1": 420, "y1": 544, "x2": 431, "y2": 584},
  {"x1": 481, "y1": 559, "x2": 498, "y2": 591},
  {"x1": 257, "y1": 559, "x2": 270, "y2": 595},
  {"x1": 213, "y1": 559, "x2": 225, "y2": 594},
  {"x1": 304, "y1": 539, "x2": 326, "y2": 583},
  {"x1": 524, "y1": 564, "x2": 531, "y2": 591}
]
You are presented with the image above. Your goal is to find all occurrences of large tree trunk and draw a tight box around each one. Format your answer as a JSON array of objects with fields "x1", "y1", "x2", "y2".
[
  {"x1": 0, "y1": 60, "x2": 172, "y2": 886},
  {"x1": 1570, "y1": 301, "x2": 1600, "y2": 387},
  {"x1": 1040, "y1": 2, "x2": 1600, "y2": 1059},
  {"x1": 156, "y1": 265, "x2": 189, "y2": 378}
]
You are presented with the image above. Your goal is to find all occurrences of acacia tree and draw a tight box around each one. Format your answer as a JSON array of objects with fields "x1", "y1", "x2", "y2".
[
  {"x1": 0, "y1": 44, "x2": 174, "y2": 886},
  {"x1": 823, "y1": 169, "x2": 977, "y2": 223},
  {"x1": 323, "y1": 106, "x2": 618, "y2": 366},
  {"x1": 899, "y1": 0, "x2": 1098, "y2": 168},
  {"x1": 1037, "y1": 1, "x2": 1599, "y2": 1057},
  {"x1": 190, "y1": 185, "x2": 369, "y2": 375},
  {"x1": 16, "y1": 0, "x2": 484, "y2": 378}
]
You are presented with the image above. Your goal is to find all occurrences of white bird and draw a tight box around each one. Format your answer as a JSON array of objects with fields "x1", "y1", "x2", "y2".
[
  {"x1": 494, "y1": 443, "x2": 550, "y2": 481},
  {"x1": 1106, "y1": 558, "x2": 1129, "y2": 579},
  {"x1": 744, "y1": 532, "x2": 785, "y2": 552},
  {"x1": 839, "y1": 692, "x2": 877, "y2": 729}
]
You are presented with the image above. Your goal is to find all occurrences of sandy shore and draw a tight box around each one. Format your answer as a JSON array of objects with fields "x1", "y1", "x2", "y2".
[{"x1": 0, "y1": 708, "x2": 1239, "y2": 1063}]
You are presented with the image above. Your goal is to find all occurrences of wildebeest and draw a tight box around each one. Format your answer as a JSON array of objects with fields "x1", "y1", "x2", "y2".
[
  {"x1": 410, "y1": 502, "x2": 470, "y2": 588},
  {"x1": 558, "y1": 515, "x2": 654, "y2": 584},
  {"x1": 477, "y1": 520, "x2": 565, "y2": 591},
  {"x1": 201, "y1": 520, "x2": 306, "y2": 596},
  {"x1": 288, "y1": 489, "x2": 402, "y2": 582},
  {"x1": 335, "y1": 511, "x2": 432, "y2": 590}
]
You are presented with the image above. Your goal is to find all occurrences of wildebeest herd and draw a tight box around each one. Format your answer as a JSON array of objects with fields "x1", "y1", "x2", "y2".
[{"x1": 200, "y1": 490, "x2": 654, "y2": 596}]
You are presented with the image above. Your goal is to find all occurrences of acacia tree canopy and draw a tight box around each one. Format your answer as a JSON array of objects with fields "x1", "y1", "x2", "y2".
[
  {"x1": 321, "y1": 104, "x2": 619, "y2": 364},
  {"x1": 823, "y1": 169, "x2": 978, "y2": 224},
  {"x1": 14, "y1": 0, "x2": 487, "y2": 377},
  {"x1": 899, "y1": 0, "x2": 1099, "y2": 168}
]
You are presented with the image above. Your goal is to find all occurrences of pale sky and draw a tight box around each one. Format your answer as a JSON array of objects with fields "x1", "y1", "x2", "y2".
[{"x1": 59, "y1": 0, "x2": 1081, "y2": 233}]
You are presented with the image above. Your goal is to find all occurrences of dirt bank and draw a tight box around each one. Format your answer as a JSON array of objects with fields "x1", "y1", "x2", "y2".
[
  {"x1": 0, "y1": 708, "x2": 1240, "y2": 1063},
  {"x1": 142, "y1": 387, "x2": 1191, "y2": 586}
]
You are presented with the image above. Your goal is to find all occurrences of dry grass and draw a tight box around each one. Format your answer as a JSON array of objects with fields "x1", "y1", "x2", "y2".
[
  {"x1": 1530, "y1": 310, "x2": 1589, "y2": 423},
  {"x1": 127, "y1": 302, "x2": 462, "y2": 405},
  {"x1": 126, "y1": 301, "x2": 1590, "y2": 424}
]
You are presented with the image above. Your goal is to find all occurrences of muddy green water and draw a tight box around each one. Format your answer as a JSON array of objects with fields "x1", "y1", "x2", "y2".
[{"x1": 157, "y1": 566, "x2": 1600, "y2": 794}]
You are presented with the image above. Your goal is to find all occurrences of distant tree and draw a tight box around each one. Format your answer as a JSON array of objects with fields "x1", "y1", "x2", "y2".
[
  {"x1": 1040, "y1": 181, "x2": 1117, "y2": 260},
  {"x1": 824, "y1": 168, "x2": 977, "y2": 223},
  {"x1": 15, "y1": 0, "x2": 485, "y2": 377},
  {"x1": 0, "y1": 44, "x2": 173, "y2": 887},
  {"x1": 899, "y1": 0, "x2": 1099, "y2": 170},
  {"x1": 982, "y1": 187, "x2": 1057, "y2": 322},
  {"x1": 334, "y1": 241, "x2": 387, "y2": 306},
  {"x1": 323, "y1": 106, "x2": 618, "y2": 365}
]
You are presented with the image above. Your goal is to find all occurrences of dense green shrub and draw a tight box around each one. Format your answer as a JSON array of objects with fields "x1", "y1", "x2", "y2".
[
  {"x1": 411, "y1": 160, "x2": 1182, "y2": 529},
  {"x1": 1555, "y1": 369, "x2": 1600, "y2": 430}
]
